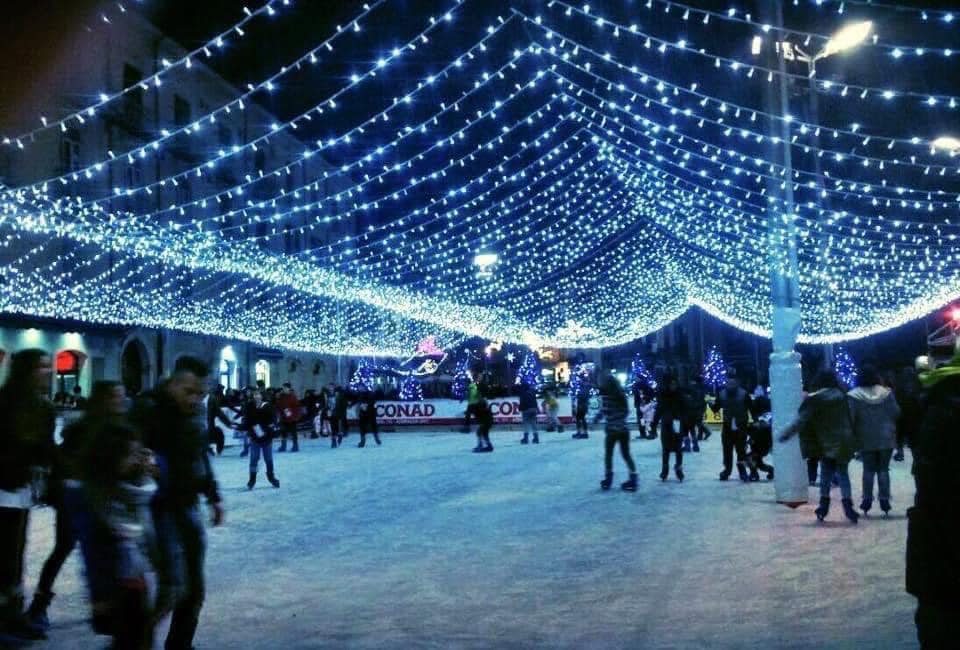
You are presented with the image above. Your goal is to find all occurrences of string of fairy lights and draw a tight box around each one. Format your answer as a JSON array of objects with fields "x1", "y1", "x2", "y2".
[{"x1": 3, "y1": 0, "x2": 960, "y2": 353}]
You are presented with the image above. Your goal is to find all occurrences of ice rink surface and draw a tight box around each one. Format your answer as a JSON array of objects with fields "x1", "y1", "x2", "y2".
[{"x1": 24, "y1": 428, "x2": 918, "y2": 649}]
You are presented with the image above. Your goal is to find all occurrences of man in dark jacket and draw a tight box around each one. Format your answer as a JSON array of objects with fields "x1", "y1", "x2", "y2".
[
  {"x1": 907, "y1": 360, "x2": 960, "y2": 647},
  {"x1": 0, "y1": 349, "x2": 54, "y2": 643},
  {"x1": 131, "y1": 356, "x2": 223, "y2": 650},
  {"x1": 205, "y1": 384, "x2": 233, "y2": 455},
  {"x1": 710, "y1": 372, "x2": 752, "y2": 481}
]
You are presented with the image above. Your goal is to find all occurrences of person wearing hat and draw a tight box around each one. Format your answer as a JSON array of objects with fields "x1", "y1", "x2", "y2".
[
  {"x1": 907, "y1": 353, "x2": 960, "y2": 648},
  {"x1": 710, "y1": 371, "x2": 752, "y2": 481}
]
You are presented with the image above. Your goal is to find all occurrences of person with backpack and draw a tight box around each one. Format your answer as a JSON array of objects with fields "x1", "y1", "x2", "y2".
[{"x1": 710, "y1": 372, "x2": 752, "y2": 481}]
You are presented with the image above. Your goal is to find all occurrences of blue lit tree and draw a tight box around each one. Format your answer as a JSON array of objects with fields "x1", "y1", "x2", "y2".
[
  {"x1": 400, "y1": 373, "x2": 424, "y2": 401},
  {"x1": 834, "y1": 348, "x2": 859, "y2": 390},
  {"x1": 702, "y1": 346, "x2": 727, "y2": 393},
  {"x1": 451, "y1": 356, "x2": 471, "y2": 400},
  {"x1": 628, "y1": 354, "x2": 657, "y2": 392},
  {"x1": 515, "y1": 352, "x2": 542, "y2": 387},
  {"x1": 569, "y1": 363, "x2": 588, "y2": 397},
  {"x1": 349, "y1": 359, "x2": 375, "y2": 392}
]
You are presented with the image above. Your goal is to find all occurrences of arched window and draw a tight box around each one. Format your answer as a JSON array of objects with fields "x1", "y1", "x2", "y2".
[
  {"x1": 219, "y1": 345, "x2": 239, "y2": 390},
  {"x1": 255, "y1": 359, "x2": 271, "y2": 388}
]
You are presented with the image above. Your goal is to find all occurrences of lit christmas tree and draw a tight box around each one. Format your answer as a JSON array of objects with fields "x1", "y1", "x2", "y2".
[
  {"x1": 349, "y1": 359, "x2": 375, "y2": 392},
  {"x1": 834, "y1": 347, "x2": 859, "y2": 390},
  {"x1": 515, "y1": 352, "x2": 542, "y2": 387},
  {"x1": 451, "y1": 356, "x2": 471, "y2": 400},
  {"x1": 400, "y1": 373, "x2": 424, "y2": 401},
  {"x1": 702, "y1": 346, "x2": 727, "y2": 393},
  {"x1": 627, "y1": 354, "x2": 657, "y2": 392}
]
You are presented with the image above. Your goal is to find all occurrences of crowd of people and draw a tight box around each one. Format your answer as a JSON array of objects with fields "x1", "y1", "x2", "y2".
[{"x1": 1, "y1": 347, "x2": 956, "y2": 648}]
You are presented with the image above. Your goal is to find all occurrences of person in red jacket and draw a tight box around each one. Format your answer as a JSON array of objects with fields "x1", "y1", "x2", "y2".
[{"x1": 276, "y1": 383, "x2": 303, "y2": 452}]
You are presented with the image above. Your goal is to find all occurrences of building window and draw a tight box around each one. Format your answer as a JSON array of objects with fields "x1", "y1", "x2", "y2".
[
  {"x1": 60, "y1": 129, "x2": 80, "y2": 173},
  {"x1": 174, "y1": 94, "x2": 191, "y2": 127},
  {"x1": 219, "y1": 345, "x2": 238, "y2": 390},
  {"x1": 255, "y1": 360, "x2": 271, "y2": 388}
]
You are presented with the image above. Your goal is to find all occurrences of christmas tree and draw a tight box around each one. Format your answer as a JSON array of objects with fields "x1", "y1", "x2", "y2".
[
  {"x1": 451, "y1": 356, "x2": 472, "y2": 400},
  {"x1": 349, "y1": 359, "x2": 375, "y2": 392},
  {"x1": 627, "y1": 354, "x2": 657, "y2": 392},
  {"x1": 515, "y1": 352, "x2": 542, "y2": 387},
  {"x1": 834, "y1": 347, "x2": 859, "y2": 390},
  {"x1": 400, "y1": 373, "x2": 424, "y2": 401},
  {"x1": 702, "y1": 346, "x2": 727, "y2": 393}
]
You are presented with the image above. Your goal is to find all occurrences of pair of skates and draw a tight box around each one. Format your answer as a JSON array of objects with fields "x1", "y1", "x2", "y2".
[{"x1": 600, "y1": 473, "x2": 637, "y2": 492}]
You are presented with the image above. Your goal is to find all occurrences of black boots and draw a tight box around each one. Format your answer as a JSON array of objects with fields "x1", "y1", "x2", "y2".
[
  {"x1": 25, "y1": 591, "x2": 53, "y2": 630},
  {"x1": 247, "y1": 473, "x2": 256, "y2": 490},
  {"x1": 600, "y1": 472, "x2": 613, "y2": 490},
  {"x1": 860, "y1": 497, "x2": 872, "y2": 514},
  {"x1": 675, "y1": 465, "x2": 684, "y2": 482},
  {"x1": 879, "y1": 499, "x2": 891, "y2": 516},
  {"x1": 841, "y1": 498, "x2": 859, "y2": 524},
  {"x1": 267, "y1": 473, "x2": 280, "y2": 488},
  {"x1": 621, "y1": 473, "x2": 638, "y2": 492},
  {"x1": 815, "y1": 497, "x2": 830, "y2": 521},
  {"x1": 736, "y1": 462, "x2": 750, "y2": 482}
]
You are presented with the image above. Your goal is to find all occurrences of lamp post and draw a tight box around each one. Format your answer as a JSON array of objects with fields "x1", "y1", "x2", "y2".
[{"x1": 757, "y1": 7, "x2": 872, "y2": 506}]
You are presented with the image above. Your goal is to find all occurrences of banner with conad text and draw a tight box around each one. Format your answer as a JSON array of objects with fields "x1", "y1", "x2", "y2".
[{"x1": 356, "y1": 397, "x2": 581, "y2": 426}]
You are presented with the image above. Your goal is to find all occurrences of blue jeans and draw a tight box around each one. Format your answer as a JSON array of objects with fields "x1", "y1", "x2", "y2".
[
  {"x1": 819, "y1": 459, "x2": 852, "y2": 500},
  {"x1": 249, "y1": 439, "x2": 275, "y2": 475},
  {"x1": 861, "y1": 449, "x2": 893, "y2": 503}
]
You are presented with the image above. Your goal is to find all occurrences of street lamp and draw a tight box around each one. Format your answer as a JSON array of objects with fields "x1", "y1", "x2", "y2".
[{"x1": 774, "y1": 21, "x2": 873, "y2": 75}]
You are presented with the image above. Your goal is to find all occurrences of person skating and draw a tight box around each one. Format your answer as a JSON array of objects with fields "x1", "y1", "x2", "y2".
[
  {"x1": 471, "y1": 395, "x2": 495, "y2": 453},
  {"x1": 205, "y1": 384, "x2": 234, "y2": 456},
  {"x1": 779, "y1": 370, "x2": 859, "y2": 524},
  {"x1": 680, "y1": 378, "x2": 702, "y2": 453},
  {"x1": 81, "y1": 390, "x2": 158, "y2": 649},
  {"x1": 462, "y1": 376, "x2": 481, "y2": 434},
  {"x1": 572, "y1": 374, "x2": 591, "y2": 439},
  {"x1": 543, "y1": 388, "x2": 563, "y2": 433},
  {"x1": 848, "y1": 365, "x2": 900, "y2": 515},
  {"x1": 276, "y1": 383, "x2": 302, "y2": 452},
  {"x1": 710, "y1": 372, "x2": 752, "y2": 482},
  {"x1": 25, "y1": 381, "x2": 130, "y2": 634},
  {"x1": 0, "y1": 350, "x2": 55, "y2": 644},
  {"x1": 906, "y1": 354, "x2": 960, "y2": 648},
  {"x1": 357, "y1": 389, "x2": 381, "y2": 448},
  {"x1": 518, "y1": 381, "x2": 539, "y2": 445},
  {"x1": 330, "y1": 386, "x2": 349, "y2": 448},
  {"x1": 651, "y1": 375, "x2": 685, "y2": 482},
  {"x1": 131, "y1": 356, "x2": 224, "y2": 650},
  {"x1": 746, "y1": 387, "x2": 774, "y2": 481},
  {"x1": 243, "y1": 391, "x2": 280, "y2": 489},
  {"x1": 689, "y1": 376, "x2": 711, "y2": 441},
  {"x1": 598, "y1": 373, "x2": 638, "y2": 491}
]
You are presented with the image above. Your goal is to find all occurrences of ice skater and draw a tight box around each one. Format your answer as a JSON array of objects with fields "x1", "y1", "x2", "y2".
[
  {"x1": 779, "y1": 371, "x2": 859, "y2": 524},
  {"x1": 543, "y1": 388, "x2": 563, "y2": 433},
  {"x1": 651, "y1": 375, "x2": 685, "y2": 481},
  {"x1": 598, "y1": 373, "x2": 638, "y2": 492},
  {"x1": 330, "y1": 386, "x2": 348, "y2": 448},
  {"x1": 572, "y1": 371, "x2": 591, "y2": 440},
  {"x1": 357, "y1": 389, "x2": 381, "y2": 448},
  {"x1": 244, "y1": 391, "x2": 281, "y2": 489},
  {"x1": 471, "y1": 395, "x2": 495, "y2": 453},
  {"x1": 746, "y1": 387, "x2": 774, "y2": 481},
  {"x1": 847, "y1": 365, "x2": 900, "y2": 515},
  {"x1": 518, "y1": 381, "x2": 539, "y2": 445},
  {"x1": 710, "y1": 372, "x2": 752, "y2": 482}
]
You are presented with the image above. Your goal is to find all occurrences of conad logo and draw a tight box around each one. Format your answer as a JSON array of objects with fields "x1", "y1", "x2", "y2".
[{"x1": 376, "y1": 403, "x2": 437, "y2": 418}]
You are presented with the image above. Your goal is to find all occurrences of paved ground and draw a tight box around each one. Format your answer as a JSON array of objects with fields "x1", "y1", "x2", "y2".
[{"x1": 23, "y1": 428, "x2": 918, "y2": 648}]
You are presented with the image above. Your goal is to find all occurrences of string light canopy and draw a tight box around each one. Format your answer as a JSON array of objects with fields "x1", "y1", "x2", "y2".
[{"x1": 3, "y1": 0, "x2": 960, "y2": 355}]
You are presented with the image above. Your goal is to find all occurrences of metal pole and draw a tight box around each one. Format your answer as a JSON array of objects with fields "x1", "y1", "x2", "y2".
[{"x1": 762, "y1": 0, "x2": 809, "y2": 506}]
